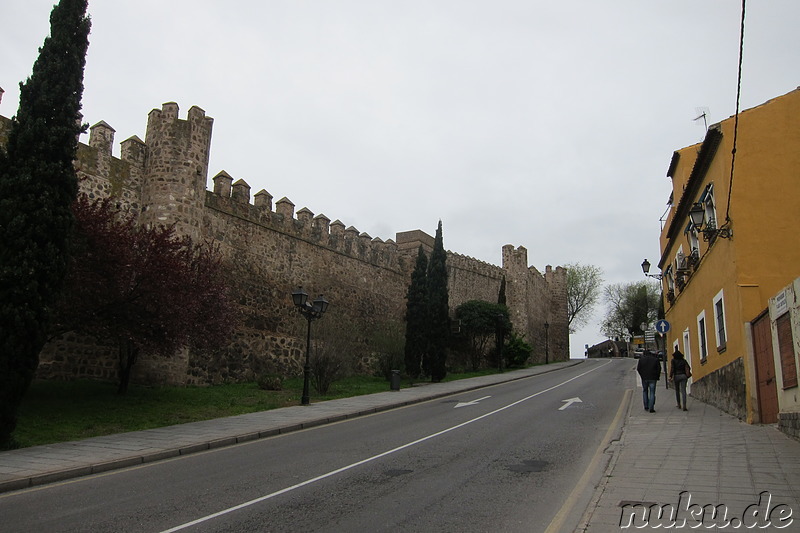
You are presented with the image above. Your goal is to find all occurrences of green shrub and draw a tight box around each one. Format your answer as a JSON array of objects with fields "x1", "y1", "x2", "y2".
[
  {"x1": 504, "y1": 332, "x2": 532, "y2": 368},
  {"x1": 257, "y1": 374, "x2": 283, "y2": 391}
]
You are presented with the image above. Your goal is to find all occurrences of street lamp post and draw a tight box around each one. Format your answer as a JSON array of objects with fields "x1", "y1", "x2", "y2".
[
  {"x1": 641, "y1": 259, "x2": 663, "y2": 280},
  {"x1": 495, "y1": 313, "x2": 505, "y2": 373},
  {"x1": 689, "y1": 203, "x2": 733, "y2": 241},
  {"x1": 640, "y1": 321, "x2": 648, "y2": 352},
  {"x1": 640, "y1": 261, "x2": 669, "y2": 388},
  {"x1": 544, "y1": 321, "x2": 549, "y2": 364},
  {"x1": 640, "y1": 259, "x2": 663, "y2": 352},
  {"x1": 291, "y1": 286, "x2": 329, "y2": 406}
]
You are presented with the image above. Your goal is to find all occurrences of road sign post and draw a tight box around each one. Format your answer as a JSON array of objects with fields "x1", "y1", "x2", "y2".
[{"x1": 654, "y1": 319, "x2": 671, "y2": 389}]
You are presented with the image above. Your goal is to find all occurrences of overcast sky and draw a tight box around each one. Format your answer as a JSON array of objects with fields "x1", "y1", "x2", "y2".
[{"x1": 3, "y1": 1, "x2": 799, "y2": 358}]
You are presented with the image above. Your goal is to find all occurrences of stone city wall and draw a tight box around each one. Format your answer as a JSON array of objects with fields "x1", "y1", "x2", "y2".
[
  {"x1": 446, "y1": 252, "x2": 505, "y2": 310},
  {"x1": 2, "y1": 103, "x2": 569, "y2": 386}
]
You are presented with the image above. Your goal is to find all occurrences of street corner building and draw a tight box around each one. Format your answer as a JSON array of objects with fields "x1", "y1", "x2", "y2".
[
  {"x1": 0, "y1": 101, "x2": 569, "y2": 386},
  {"x1": 654, "y1": 87, "x2": 800, "y2": 433}
]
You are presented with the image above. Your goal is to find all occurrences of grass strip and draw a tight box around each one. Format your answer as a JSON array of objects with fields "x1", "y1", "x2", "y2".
[{"x1": 14, "y1": 369, "x2": 507, "y2": 448}]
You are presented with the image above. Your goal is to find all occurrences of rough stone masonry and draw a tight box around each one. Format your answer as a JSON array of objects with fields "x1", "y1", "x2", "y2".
[{"x1": 0, "y1": 103, "x2": 568, "y2": 386}]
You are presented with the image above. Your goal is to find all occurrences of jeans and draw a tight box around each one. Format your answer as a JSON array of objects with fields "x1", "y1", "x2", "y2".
[
  {"x1": 673, "y1": 374, "x2": 688, "y2": 407},
  {"x1": 642, "y1": 379, "x2": 657, "y2": 411}
]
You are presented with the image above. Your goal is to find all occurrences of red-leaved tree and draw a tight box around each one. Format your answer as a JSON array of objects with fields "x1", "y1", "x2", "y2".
[{"x1": 51, "y1": 194, "x2": 235, "y2": 393}]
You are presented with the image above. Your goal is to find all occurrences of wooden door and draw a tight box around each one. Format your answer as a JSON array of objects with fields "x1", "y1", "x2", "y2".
[{"x1": 752, "y1": 311, "x2": 778, "y2": 424}]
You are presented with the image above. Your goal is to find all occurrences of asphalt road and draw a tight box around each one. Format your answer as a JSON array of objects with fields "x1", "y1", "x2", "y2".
[{"x1": 0, "y1": 359, "x2": 634, "y2": 533}]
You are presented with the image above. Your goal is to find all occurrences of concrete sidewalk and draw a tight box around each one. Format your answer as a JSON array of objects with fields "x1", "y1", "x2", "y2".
[
  {"x1": 0, "y1": 361, "x2": 580, "y2": 494},
  {"x1": 577, "y1": 384, "x2": 800, "y2": 531}
]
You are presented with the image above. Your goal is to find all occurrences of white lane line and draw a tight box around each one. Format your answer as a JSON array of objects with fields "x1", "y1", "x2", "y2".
[{"x1": 160, "y1": 360, "x2": 612, "y2": 533}]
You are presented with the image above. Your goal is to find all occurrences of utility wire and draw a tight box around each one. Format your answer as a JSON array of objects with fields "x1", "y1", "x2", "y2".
[{"x1": 725, "y1": 0, "x2": 746, "y2": 225}]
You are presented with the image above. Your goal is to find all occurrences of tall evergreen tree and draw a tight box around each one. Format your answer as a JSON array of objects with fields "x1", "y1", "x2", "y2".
[
  {"x1": 455, "y1": 300, "x2": 508, "y2": 371},
  {"x1": 404, "y1": 246, "x2": 428, "y2": 379},
  {"x1": 0, "y1": 0, "x2": 90, "y2": 448},
  {"x1": 497, "y1": 275, "x2": 506, "y2": 307},
  {"x1": 425, "y1": 221, "x2": 449, "y2": 382},
  {"x1": 495, "y1": 276, "x2": 507, "y2": 370}
]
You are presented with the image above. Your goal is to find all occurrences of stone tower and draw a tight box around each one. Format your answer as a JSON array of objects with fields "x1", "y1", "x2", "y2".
[
  {"x1": 140, "y1": 102, "x2": 213, "y2": 240},
  {"x1": 544, "y1": 264, "x2": 569, "y2": 361},
  {"x1": 502, "y1": 245, "x2": 569, "y2": 363}
]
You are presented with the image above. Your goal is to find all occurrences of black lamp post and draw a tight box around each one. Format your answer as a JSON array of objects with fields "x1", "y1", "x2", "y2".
[
  {"x1": 291, "y1": 286, "x2": 329, "y2": 406},
  {"x1": 641, "y1": 259, "x2": 663, "y2": 280},
  {"x1": 640, "y1": 260, "x2": 661, "y2": 354},
  {"x1": 688, "y1": 203, "x2": 705, "y2": 228},
  {"x1": 640, "y1": 263, "x2": 670, "y2": 387},
  {"x1": 689, "y1": 202, "x2": 733, "y2": 241},
  {"x1": 544, "y1": 321, "x2": 549, "y2": 364},
  {"x1": 495, "y1": 313, "x2": 505, "y2": 373}
]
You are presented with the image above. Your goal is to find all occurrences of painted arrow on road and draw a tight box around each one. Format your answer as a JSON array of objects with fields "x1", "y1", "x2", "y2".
[
  {"x1": 559, "y1": 397, "x2": 583, "y2": 410},
  {"x1": 454, "y1": 396, "x2": 492, "y2": 408}
]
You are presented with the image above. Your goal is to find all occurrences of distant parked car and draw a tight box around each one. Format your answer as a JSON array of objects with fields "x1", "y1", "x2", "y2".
[{"x1": 633, "y1": 349, "x2": 644, "y2": 359}]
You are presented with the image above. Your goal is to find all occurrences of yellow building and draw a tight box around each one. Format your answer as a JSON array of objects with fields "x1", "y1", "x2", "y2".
[{"x1": 656, "y1": 87, "x2": 800, "y2": 423}]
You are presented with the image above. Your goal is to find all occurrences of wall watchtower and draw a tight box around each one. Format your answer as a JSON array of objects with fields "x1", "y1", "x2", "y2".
[{"x1": 140, "y1": 102, "x2": 213, "y2": 240}]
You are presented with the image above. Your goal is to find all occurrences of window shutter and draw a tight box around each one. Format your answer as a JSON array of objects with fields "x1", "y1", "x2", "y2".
[{"x1": 777, "y1": 313, "x2": 798, "y2": 389}]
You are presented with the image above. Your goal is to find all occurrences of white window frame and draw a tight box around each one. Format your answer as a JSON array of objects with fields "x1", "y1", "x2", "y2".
[
  {"x1": 665, "y1": 265, "x2": 674, "y2": 288},
  {"x1": 688, "y1": 228, "x2": 700, "y2": 258},
  {"x1": 682, "y1": 329, "x2": 691, "y2": 363},
  {"x1": 703, "y1": 184, "x2": 717, "y2": 229},
  {"x1": 697, "y1": 310, "x2": 709, "y2": 363},
  {"x1": 712, "y1": 289, "x2": 727, "y2": 351},
  {"x1": 675, "y1": 245, "x2": 686, "y2": 272}
]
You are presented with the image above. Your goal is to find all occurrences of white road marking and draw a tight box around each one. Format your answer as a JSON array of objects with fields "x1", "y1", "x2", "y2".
[
  {"x1": 559, "y1": 397, "x2": 583, "y2": 410},
  {"x1": 160, "y1": 360, "x2": 612, "y2": 532},
  {"x1": 544, "y1": 387, "x2": 631, "y2": 533},
  {"x1": 454, "y1": 395, "x2": 492, "y2": 408}
]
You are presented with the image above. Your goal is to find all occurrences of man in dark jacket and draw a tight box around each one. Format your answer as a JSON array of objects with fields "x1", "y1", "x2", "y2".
[{"x1": 637, "y1": 350, "x2": 661, "y2": 413}]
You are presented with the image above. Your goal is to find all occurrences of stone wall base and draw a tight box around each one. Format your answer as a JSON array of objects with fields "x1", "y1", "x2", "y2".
[
  {"x1": 689, "y1": 357, "x2": 747, "y2": 420},
  {"x1": 778, "y1": 412, "x2": 800, "y2": 441}
]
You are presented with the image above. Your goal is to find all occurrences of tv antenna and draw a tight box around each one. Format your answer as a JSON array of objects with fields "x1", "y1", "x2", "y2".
[{"x1": 693, "y1": 107, "x2": 709, "y2": 131}]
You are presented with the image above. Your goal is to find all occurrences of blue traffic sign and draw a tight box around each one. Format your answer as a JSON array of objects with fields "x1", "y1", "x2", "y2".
[{"x1": 655, "y1": 319, "x2": 671, "y2": 334}]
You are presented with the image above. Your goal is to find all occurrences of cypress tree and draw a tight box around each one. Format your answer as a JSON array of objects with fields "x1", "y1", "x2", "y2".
[
  {"x1": 426, "y1": 221, "x2": 449, "y2": 382},
  {"x1": 495, "y1": 276, "x2": 507, "y2": 370},
  {"x1": 0, "y1": 0, "x2": 90, "y2": 448},
  {"x1": 404, "y1": 246, "x2": 428, "y2": 380}
]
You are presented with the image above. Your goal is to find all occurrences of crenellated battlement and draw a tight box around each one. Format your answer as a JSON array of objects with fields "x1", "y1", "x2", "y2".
[
  {"x1": 140, "y1": 103, "x2": 214, "y2": 240},
  {"x1": 89, "y1": 120, "x2": 115, "y2": 155},
  {"x1": 64, "y1": 120, "x2": 145, "y2": 209},
  {"x1": 447, "y1": 251, "x2": 504, "y2": 279},
  {"x1": 544, "y1": 264, "x2": 567, "y2": 283},
  {"x1": 205, "y1": 171, "x2": 404, "y2": 271},
  {"x1": 502, "y1": 244, "x2": 530, "y2": 273}
]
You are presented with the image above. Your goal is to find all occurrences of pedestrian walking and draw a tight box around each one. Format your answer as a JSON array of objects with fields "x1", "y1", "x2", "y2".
[
  {"x1": 637, "y1": 349, "x2": 661, "y2": 413},
  {"x1": 669, "y1": 348, "x2": 691, "y2": 411}
]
